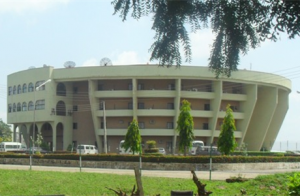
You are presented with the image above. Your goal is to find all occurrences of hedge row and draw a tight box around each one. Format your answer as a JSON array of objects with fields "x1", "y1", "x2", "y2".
[{"x1": 0, "y1": 152, "x2": 300, "y2": 163}]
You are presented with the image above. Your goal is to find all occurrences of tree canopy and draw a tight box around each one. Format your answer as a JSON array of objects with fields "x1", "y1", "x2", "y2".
[
  {"x1": 0, "y1": 120, "x2": 12, "y2": 142},
  {"x1": 176, "y1": 99, "x2": 194, "y2": 156},
  {"x1": 123, "y1": 119, "x2": 142, "y2": 155},
  {"x1": 112, "y1": 0, "x2": 300, "y2": 77},
  {"x1": 217, "y1": 104, "x2": 237, "y2": 155}
]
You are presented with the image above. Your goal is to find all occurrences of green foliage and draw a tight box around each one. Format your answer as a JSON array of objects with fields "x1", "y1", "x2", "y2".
[
  {"x1": 177, "y1": 100, "x2": 194, "y2": 156},
  {"x1": 123, "y1": 119, "x2": 142, "y2": 155},
  {"x1": 40, "y1": 141, "x2": 50, "y2": 151},
  {"x1": 0, "y1": 120, "x2": 12, "y2": 142},
  {"x1": 35, "y1": 131, "x2": 43, "y2": 148},
  {"x1": 144, "y1": 148, "x2": 159, "y2": 154},
  {"x1": 146, "y1": 140, "x2": 156, "y2": 149},
  {"x1": 112, "y1": 0, "x2": 300, "y2": 77},
  {"x1": 218, "y1": 104, "x2": 237, "y2": 155},
  {"x1": 287, "y1": 173, "x2": 300, "y2": 195}
]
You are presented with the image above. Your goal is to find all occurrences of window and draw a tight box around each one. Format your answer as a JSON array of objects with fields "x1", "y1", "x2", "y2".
[
  {"x1": 13, "y1": 86, "x2": 16, "y2": 94},
  {"x1": 36, "y1": 81, "x2": 46, "y2": 91},
  {"x1": 128, "y1": 83, "x2": 132, "y2": 90},
  {"x1": 73, "y1": 105, "x2": 78, "y2": 112},
  {"x1": 99, "y1": 103, "x2": 103, "y2": 110},
  {"x1": 138, "y1": 102, "x2": 144, "y2": 109},
  {"x1": 138, "y1": 122, "x2": 145, "y2": 129},
  {"x1": 167, "y1": 103, "x2": 174, "y2": 109},
  {"x1": 167, "y1": 122, "x2": 174, "y2": 129},
  {"x1": 138, "y1": 84, "x2": 144, "y2": 90},
  {"x1": 203, "y1": 123, "x2": 209, "y2": 130},
  {"x1": 230, "y1": 106, "x2": 238, "y2": 112},
  {"x1": 204, "y1": 104, "x2": 210, "y2": 111},
  {"x1": 28, "y1": 101, "x2": 34, "y2": 111},
  {"x1": 57, "y1": 83, "x2": 66, "y2": 96},
  {"x1": 73, "y1": 87, "x2": 78, "y2": 94},
  {"x1": 28, "y1": 83, "x2": 34, "y2": 92},
  {"x1": 22, "y1": 84, "x2": 27, "y2": 93},
  {"x1": 17, "y1": 85, "x2": 21, "y2": 94},
  {"x1": 168, "y1": 84, "x2": 175, "y2": 90},
  {"x1": 13, "y1": 103, "x2": 16, "y2": 112},
  {"x1": 97, "y1": 84, "x2": 103, "y2": 91},
  {"x1": 17, "y1": 103, "x2": 21, "y2": 112},
  {"x1": 73, "y1": 123, "x2": 78, "y2": 130},
  {"x1": 8, "y1": 104, "x2": 12, "y2": 113},
  {"x1": 8, "y1": 87, "x2": 12, "y2": 96},
  {"x1": 21, "y1": 102, "x2": 27, "y2": 111},
  {"x1": 206, "y1": 85, "x2": 212, "y2": 92},
  {"x1": 36, "y1": 99, "x2": 45, "y2": 110},
  {"x1": 100, "y1": 122, "x2": 104, "y2": 129},
  {"x1": 128, "y1": 102, "x2": 133, "y2": 109}
]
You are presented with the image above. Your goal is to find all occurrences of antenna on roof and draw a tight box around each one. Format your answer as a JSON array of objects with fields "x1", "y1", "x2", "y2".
[{"x1": 64, "y1": 61, "x2": 76, "y2": 68}]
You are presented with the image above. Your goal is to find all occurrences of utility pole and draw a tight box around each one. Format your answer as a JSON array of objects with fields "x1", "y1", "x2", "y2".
[{"x1": 103, "y1": 101, "x2": 107, "y2": 154}]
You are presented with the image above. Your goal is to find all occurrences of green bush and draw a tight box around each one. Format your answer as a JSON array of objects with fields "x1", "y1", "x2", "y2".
[
  {"x1": 146, "y1": 140, "x2": 156, "y2": 149},
  {"x1": 287, "y1": 173, "x2": 300, "y2": 195},
  {"x1": 144, "y1": 148, "x2": 159, "y2": 154}
]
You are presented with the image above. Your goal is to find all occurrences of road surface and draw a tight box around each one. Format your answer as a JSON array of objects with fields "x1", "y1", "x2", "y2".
[{"x1": 1, "y1": 164, "x2": 300, "y2": 180}]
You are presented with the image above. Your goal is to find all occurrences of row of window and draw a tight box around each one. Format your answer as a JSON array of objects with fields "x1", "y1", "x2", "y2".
[
  {"x1": 73, "y1": 122, "x2": 210, "y2": 130},
  {"x1": 8, "y1": 100, "x2": 45, "y2": 112},
  {"x1": 8, "y1": 80, "x2": 47, "y2": 96}
]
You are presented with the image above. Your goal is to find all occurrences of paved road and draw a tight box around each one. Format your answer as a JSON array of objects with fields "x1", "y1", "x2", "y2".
[{"x1": 1, "y1": 164, "x2": 300, "y2": 180}]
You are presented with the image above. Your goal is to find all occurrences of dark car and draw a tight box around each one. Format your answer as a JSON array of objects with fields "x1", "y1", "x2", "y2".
[{"x1": 26, "y1": 147, "x2": 49, "y2": 154}]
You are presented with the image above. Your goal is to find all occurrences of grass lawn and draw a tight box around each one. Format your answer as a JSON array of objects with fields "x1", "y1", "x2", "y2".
[{"x1": 0, "y1": 169, "x2": 295, "y2": 196}]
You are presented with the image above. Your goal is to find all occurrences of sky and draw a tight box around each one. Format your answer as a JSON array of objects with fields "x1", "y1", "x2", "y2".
[{"x1": 0, "y1": 0, "x2": 300, "y2": 151}]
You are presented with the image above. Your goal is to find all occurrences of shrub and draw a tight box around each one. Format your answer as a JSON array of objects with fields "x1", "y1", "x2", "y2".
[
  {"x1": 146, "y1": 140, "x2": 156, "y2": 149},
  {"x1": 287, "y1": 173, "x2": 300, "y2": 195}
]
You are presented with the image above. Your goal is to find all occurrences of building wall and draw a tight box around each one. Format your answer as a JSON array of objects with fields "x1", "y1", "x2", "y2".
[{"x1": 7, "y1": 65, "x2": 291, "y2": 153}]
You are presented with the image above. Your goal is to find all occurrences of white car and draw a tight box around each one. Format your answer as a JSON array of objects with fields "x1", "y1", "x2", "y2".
[{"x1": 158, "y1": 148, "x2": 166, "y2": 155}]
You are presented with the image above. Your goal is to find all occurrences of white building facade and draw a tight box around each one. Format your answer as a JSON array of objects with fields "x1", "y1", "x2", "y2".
[{"x1": 7, "y1": 65, "x2": 291, "y2": 153}]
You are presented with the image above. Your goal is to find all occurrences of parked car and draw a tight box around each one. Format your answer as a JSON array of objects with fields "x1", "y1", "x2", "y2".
[
  {"x1": 158, "y1": 147, "x2": 166, "y2": 155},
  {"x1": 26, "y1": 147, "x2": 49, "y2": 154},
  {"x1": 77, "y1": 145, "x2": 98, "y2": 154}
]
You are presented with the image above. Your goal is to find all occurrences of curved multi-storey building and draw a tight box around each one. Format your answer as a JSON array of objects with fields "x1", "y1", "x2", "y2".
[{"x1": 7, "y1": 64, "x2": 291, "y2": 153}]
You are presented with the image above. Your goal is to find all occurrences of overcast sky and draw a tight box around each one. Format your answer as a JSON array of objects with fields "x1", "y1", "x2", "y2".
[{"x1": 0, "y1": 0, "x2": 300, "y2": 151}]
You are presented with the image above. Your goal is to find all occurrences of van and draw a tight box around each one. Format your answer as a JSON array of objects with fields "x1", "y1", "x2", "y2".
[
  {"x1": 118, "y1": 140, "x2": 131, "y2": 154},
  {"x1": 0, "y1": 142, "x2": 27, "y2": 152},
  {"x1": 76, "y1": 145, "x2": 98, "y2": 154}
]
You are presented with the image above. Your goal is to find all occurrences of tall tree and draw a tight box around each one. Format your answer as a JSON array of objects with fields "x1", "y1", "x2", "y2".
[
  {"x1": 123, "y1": 119, "x2": 142, "y2": 155},
  {"x1": 112, "y1": 0, "x2": 300, "y2": 77},
  {"x1": 217, "y1": 104, "x2": 237, "y2": 155},
  {"x1": 177, "y1": 99, "x2": 194, "y2": 156},
  {"x1": 0, "y1": 120, "x2": 12, "y2": 142}
]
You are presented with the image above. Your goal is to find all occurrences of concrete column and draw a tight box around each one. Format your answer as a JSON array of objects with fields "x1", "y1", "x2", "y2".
[
  {"x1": 173, "y1": 79, "x2": 181, "y2": 154},
  {"x1": 52, "y1": 125, "x2": 57, "y2": 152},
  {"x1": 13, "y1": 124, "x2": 17, "y2": 142},
  {"x1": 209, "y1": 80, "x2": 222, "y2": 145},
  {"x1": 239, "y1": 84, "x2": 257, "y2": 146},
  {"x1": 88, "y1": 80, "x2": 102, "y2": 153},
  {"x1": 263, "y1": 89, "x2": 289, "y2": 150},
  {"x1": 244, "y1": 87, "x2": 277, "y2": 151},
  {"x1": 132, "y1": 78, "x2": 137, "y2": 120}
]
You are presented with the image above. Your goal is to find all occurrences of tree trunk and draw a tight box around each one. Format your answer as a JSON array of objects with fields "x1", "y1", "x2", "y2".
[{"x1": 191, "y1": 170, "x2": 212, "y2": 196}]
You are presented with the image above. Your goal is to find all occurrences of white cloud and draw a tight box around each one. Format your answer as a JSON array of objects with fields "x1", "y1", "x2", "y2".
[
  {"x1": 81, "y1": 58, "x2": 98, "y2": 67},
  {"x1": 112, "y1": 51, "x2": 146, "y2": 65},
  {"x1": 190, "y1": 29, "x2": 215, "y2": 59},
  {"x1": 0, "y1": 0, "x2": 70, "y2": 14}
]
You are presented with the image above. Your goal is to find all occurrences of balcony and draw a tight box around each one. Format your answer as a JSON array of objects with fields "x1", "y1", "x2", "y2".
[
  {"x1": 96, "y1": 128, "x2": 174, "y2": 136},
  {"x1": 137, "y1": 109, "x2": 175, "y2": 116},
  {"x1": 136, "y1": 90, "x2": 176, "y2": 98},
  {"x1": 94, "y1": 90, "x2": 132, "y2": 98},
  {"x1": 181, "y1": 90, "x2": 215, "y2": 99},
  {"x1": 96, "y1": 109, "x2": 133, "y2": 117}
]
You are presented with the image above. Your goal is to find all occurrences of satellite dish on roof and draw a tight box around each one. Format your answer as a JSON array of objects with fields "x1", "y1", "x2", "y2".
[
  {"x1": 28, "y1": 66, "x2": 36, "y2": 69},
  {"x1": 100, "y1": 58, "x2": 112, "y2": 66},
  {"x1": 64, "y1": 61, "x2": 76, "y2": 68}
]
